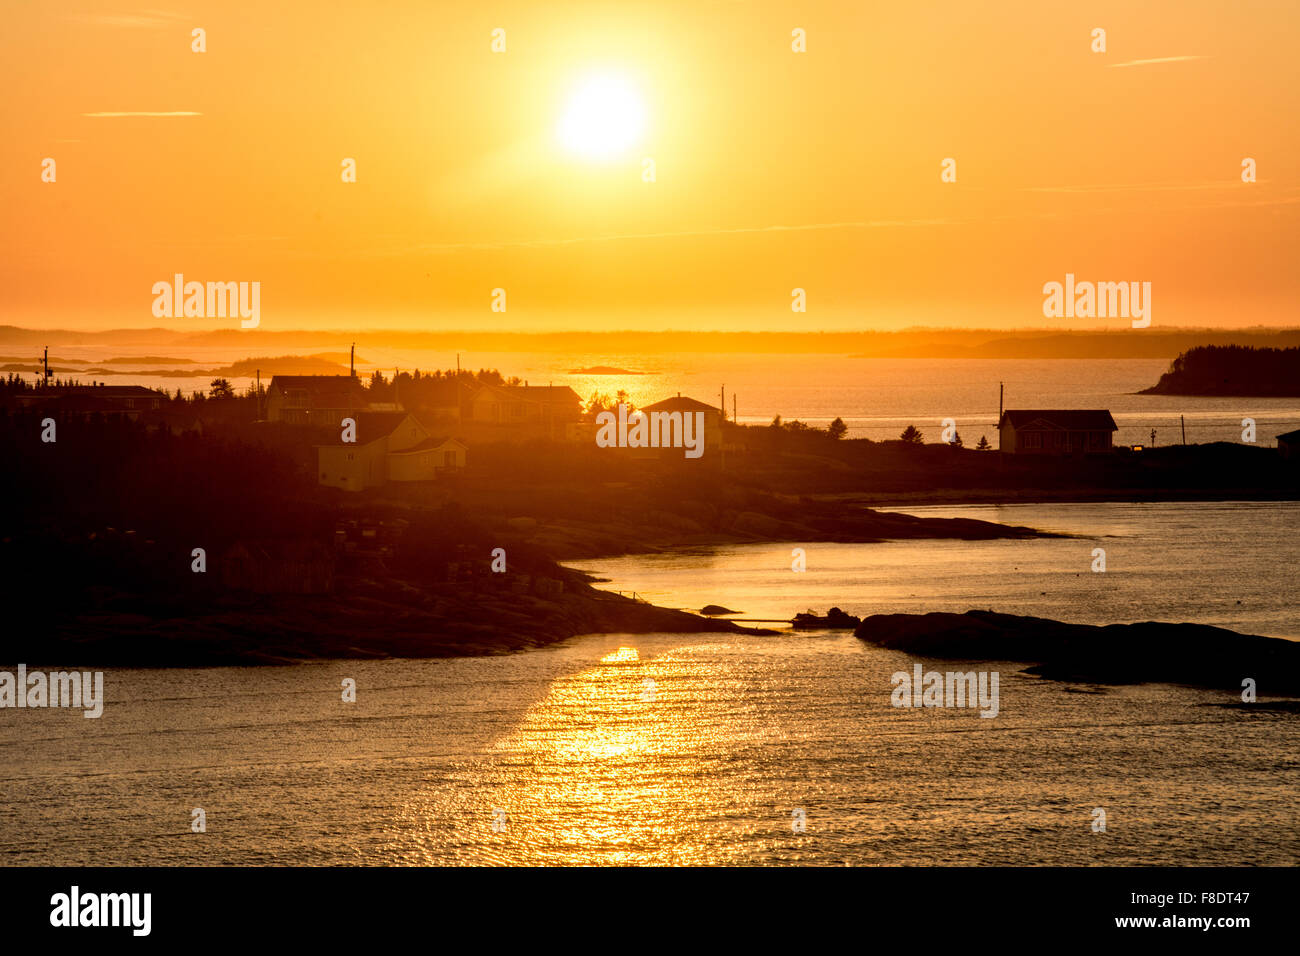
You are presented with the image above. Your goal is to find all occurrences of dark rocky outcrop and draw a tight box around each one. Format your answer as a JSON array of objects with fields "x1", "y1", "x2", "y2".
[{"x1": 855, "y1": 609, "x2": 1300, "y2": 694}]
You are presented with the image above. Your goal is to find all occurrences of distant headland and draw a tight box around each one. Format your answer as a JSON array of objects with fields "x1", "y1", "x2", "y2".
[{"x1": 1141, "y1": 345, "x2": 1300, "y2": 396}]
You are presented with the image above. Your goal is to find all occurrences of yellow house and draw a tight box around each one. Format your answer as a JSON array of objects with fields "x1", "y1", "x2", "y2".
[
  {"x1": 317, "y1": 412, "x2": 405, "y2": 491},
  {"x1": 317, "y1": 411, "x2": 468, "y2": 491},
  {"x1": 388, "y1": 436, "x2": 468, "y2": 482}
]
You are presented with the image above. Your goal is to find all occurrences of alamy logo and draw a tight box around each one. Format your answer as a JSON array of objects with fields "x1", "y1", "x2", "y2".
[
  {"x1": 595, "y1": 403, "x2": 705, "y2": 459},
  {"x1": 0, "y1": 665, "x2": 104, "y2": 718},
  {"x1": 1042, "y1": 273, "x2": 1151, "y2": 328},
  {"x1": 890, "y1": 664, "x2": 999, "y2": 718},
  {"x1": 152, "y1": 273, "x2": 260, "y2": 328},
  {"x1": 50, "y1": 886, "x2": 150, "y2": 936}
]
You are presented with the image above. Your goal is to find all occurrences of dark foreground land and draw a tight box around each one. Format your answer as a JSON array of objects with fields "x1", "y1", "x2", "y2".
[
  {"x1": 0, "y1": 412, "x2": 1050, "y2": 666},
  {"x1": 1, "y1": 408, "x2": 1295, "y2": 665},
  {"x1": 856, "y1": 610, "x2": 1300, "y2": 696}
]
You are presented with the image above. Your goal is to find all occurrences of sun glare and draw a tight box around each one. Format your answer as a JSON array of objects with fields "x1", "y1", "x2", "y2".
[{"x1": 556, "y1": 72, "x2": 647, "y2": 160}]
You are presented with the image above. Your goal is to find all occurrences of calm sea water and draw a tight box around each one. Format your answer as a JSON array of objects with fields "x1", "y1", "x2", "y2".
[
  {"x1": 40, "y1": 352, "x2": 1300, "y2": 447},
  {"x1": 1, "y1": 502, "x2": 1296, "y2": 865}
]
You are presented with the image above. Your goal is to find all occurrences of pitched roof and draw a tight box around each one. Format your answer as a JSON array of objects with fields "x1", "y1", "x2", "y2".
[
  {"x1": 998, "y1": 409, "x2": 1117, "y2": 431},
  {"x1": 389, "y1": 436, "x2": 467, "y2": 454},
  {"x1": 641, "y1": 395, "x2": 721, "y2": 414},
  {"x1": 476, "y1": 383, "x2": 580, "y2": 403},
  {"x1": 269, "y1": 375, "x2": 364, "y2": 404},
  {"x1": 319, "y1": 411, "x2": 407, "y2": 445},
  {"x1": 27, "y1": 385, "x2": 163, "y2": 399},
  {"x1": 1277, "y1": 429, "x2": 1300, "y2": 442}
]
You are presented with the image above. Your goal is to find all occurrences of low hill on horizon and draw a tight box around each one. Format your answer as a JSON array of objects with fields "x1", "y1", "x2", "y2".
[
  {"x1": 4, "y1": 325, "x2": 1300, "y2": 360},
  {"x1": 1141, "y1": 345, "x2": 1300, "y2": 396}
]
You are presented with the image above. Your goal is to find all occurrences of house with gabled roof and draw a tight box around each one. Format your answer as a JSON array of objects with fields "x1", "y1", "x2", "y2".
[
  {"x1": 13, "y1": 384, "x2": 165, "y2": 420},
  {"x1": 468, "y1": 383, "x2": 581, "y2": 426},
  {"x1": 998, "y1": 409, "x2": 1118, "y2": 454},
  {"x1": 1277, "y1": 428, "x2": 1300, "y2": 461},
  {"x1": 266, "y1": 375, "x2": 366, "y2": 426},
  {"x1": 316, "y1": 411, "x2": 466, "y2": 491}
]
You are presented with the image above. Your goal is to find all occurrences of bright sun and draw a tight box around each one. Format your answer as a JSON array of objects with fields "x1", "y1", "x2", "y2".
[{"x1": 556, "y1": 73, "x2": 646, "y2": 160}]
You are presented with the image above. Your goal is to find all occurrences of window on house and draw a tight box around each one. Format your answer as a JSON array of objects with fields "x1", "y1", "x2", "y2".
[{"x1": 1024, "y1": 432, "x2": 1042, "y2": 449}]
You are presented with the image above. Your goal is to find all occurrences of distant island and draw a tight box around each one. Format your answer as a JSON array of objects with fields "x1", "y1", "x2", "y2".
[
  {"x1": 569, "y1": 366, "x2": 650, "y2": 375},
  {"x1": 1141, "y1": 345, "x2": 1300, "y2": 396}
]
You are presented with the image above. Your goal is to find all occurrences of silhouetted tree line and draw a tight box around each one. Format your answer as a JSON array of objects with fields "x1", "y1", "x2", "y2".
[
  {"x1": 364, "y1": 367, "x2": 517, "y2": 411},
  {"x1": 1144, "y1": 346, "x2": 1300, "y2": 396},
  {"x1": 0, "y1": 408, "x2": 329, "y2": 608}
]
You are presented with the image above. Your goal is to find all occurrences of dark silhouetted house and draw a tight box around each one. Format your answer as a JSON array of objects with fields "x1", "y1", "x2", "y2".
[
  {"x1": 1278, "y1": 429, "x2": 1300, "y2": 461},
  {"x1": 411, "y1": 380, "x2": 464, "y2": 424},
  {"x1": 468, "y1": 384, "x2": 581, "y2": 426},
  {"x1": 13, "y1": 385, "x2": 165, "y2": 420},
  {"x1": 266, "y1": 375, "x2": 366, "y2": 426},
  {"x1": 317, "y1": 411, "x2": 467, "y2": 491},
  {"x1": 638, "y1": 394, "x2": 725, "y2": 457},
  {"x1": 998, "y1": 409, "x2": 1117, "y2": 454}
]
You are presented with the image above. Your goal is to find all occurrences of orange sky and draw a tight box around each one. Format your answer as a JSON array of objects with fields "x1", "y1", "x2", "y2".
[{"x1": 2, "y1": 0, "x2": 1298, "y2": 331}]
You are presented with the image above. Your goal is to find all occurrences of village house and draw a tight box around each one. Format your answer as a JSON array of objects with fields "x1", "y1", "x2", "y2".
[
  {"x1": 413, "y1": 379, "x2": 465, "y2": 425},
  {"x1": 998, "y1": 409, "x2": 1118, "y2": 455},
  {"x1": 468, "y1": 383, "x2": 581, "y2": 428},
  {"x1": 316, "y1": 411, "x2": 467, "y2": 491},
  {"x1": 265, "y1": 375, "x2": 367, "y2": 426},
  {"x1": 12, "y1": 384, "x2": 165, "y2": 420},
  {"x1": 638, "y1": 394, "x2": 726, "y2": 458},
  {"x1": 1277, "y1": 429, "x2": 1300, "y2": 461}
]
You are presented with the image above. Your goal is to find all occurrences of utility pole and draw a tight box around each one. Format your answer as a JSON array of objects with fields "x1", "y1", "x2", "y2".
[
  {"x1": 733, "y1": 394, "x2": 737, "y2": 425},
  {"x1": 998, "y1": 382, "x2": 1004, "y2": 421},
  {"x1": 1150, "y1": 428, "x2": 1157, "y2": 448},
  {"x1": 256, "y1": 369, "x2": 261, "y2": 420},
  {"x1": 350, "y1": 343, "x2": 355, "y2": 378},
  {"x1": 1180, "y1": 415, "x2": 1186, "y2": 444},
  {"x1": 721, "y1": 385, "x2": 726, "y2": 420}
]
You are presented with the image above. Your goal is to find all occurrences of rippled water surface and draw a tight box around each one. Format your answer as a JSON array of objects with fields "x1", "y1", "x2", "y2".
[{"x1": 2, "y1": 502, "x2": 1296, "y2": 865}]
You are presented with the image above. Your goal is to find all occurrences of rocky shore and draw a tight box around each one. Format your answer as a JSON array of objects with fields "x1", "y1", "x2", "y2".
[
  {"x1": 855, "y1": 609, "x2": 1300, "y2": 694},
  {"x1": 21, "y1": 576, "x2": 774, "y2": 667}
]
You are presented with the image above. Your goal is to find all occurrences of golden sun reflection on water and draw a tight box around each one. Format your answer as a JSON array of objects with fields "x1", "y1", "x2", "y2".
[{"x1": 398, "y1": 639, "x2": 790, "y2": 866}]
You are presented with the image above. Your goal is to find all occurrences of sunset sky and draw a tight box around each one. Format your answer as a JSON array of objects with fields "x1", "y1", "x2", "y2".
[{"x1": 2, "y1": 0, "x2": 1298, "y2": 331}]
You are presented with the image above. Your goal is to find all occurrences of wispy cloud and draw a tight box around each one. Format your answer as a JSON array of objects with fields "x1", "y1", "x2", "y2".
[
  {"x1": 381, "y1": 219, "x2": 958, "y2": 256},
  {"x1": 66, "y1": 11, "x2": 186, "y2": 29},
  {"x1": 1024, "y1": 180, "x2": 1243, "y2": 194},
  {"x1": 1108, "y1": 55, "x2": 1208, "y2": 69},
  {"x1": 82, "y1": 111, "x2": 201, "y2": 118}
]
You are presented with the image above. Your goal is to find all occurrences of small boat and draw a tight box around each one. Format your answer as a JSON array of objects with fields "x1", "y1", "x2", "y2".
[{"x1": 790, "y1": 607, "x2": 861, "y2": 630}]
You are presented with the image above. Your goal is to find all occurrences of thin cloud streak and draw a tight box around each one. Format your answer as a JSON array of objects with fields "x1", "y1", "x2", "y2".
[
  {"x1": 82, "y1": 112, "x2": 202, "y2": 117},
  {"x1": 66, "y1": 11, "x2": 186, "y2": 29},
  {"x1": 1025, "y1": 180, "x2": 1247, "y2": 194},
  {"x1": 385, "y1": 219, "x2": 959, "y2": 256},
  {"x1": 1108, "y1": 55, "x2": 1208, "y2": 69}
]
